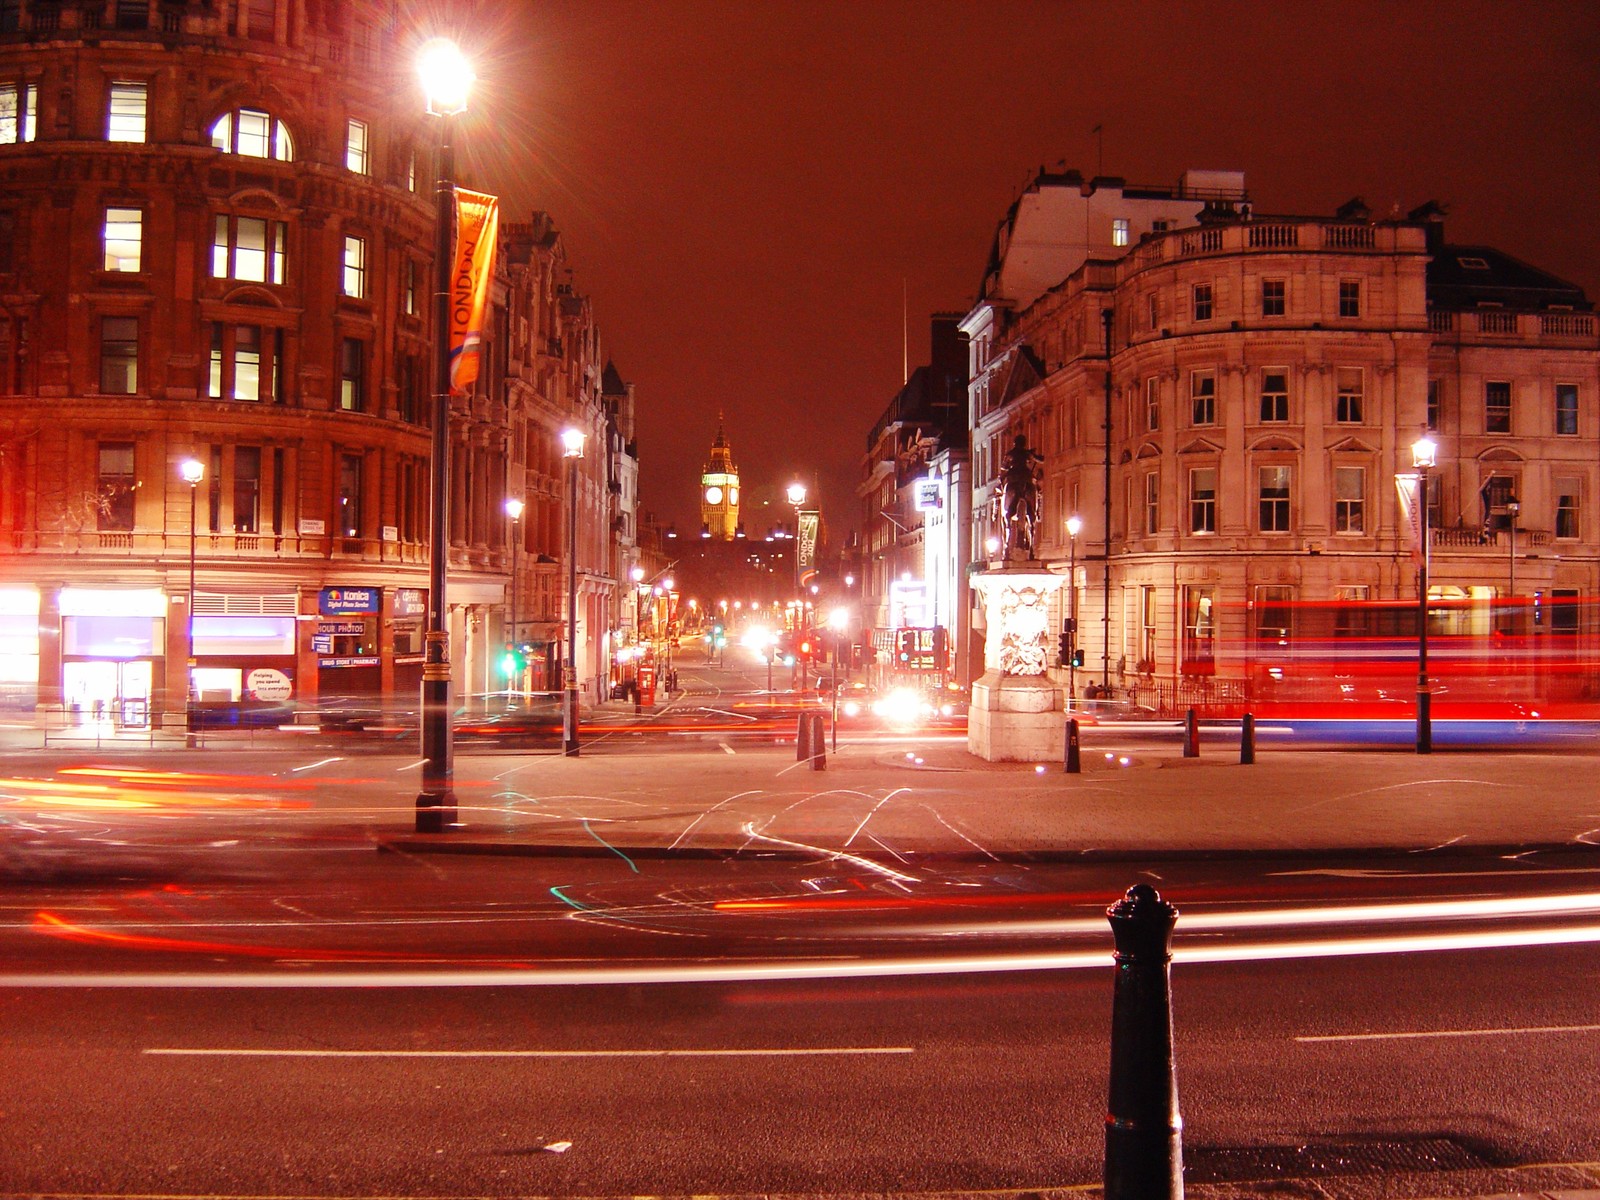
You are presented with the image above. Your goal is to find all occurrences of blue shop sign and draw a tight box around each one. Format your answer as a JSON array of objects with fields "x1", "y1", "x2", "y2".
[{"x1": 319, "y1": 587, "x2": 380, "y2": 616}]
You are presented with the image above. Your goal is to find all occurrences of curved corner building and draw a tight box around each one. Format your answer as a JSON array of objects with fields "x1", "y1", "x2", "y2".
[{"x1": 0, "y1": 0, "x2": 523, "y2": 729}]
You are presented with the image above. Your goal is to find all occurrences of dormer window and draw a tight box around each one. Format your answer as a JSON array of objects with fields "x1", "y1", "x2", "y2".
[
  {"x1": 1457, "y1": 256, "x2": 1490, "y2": 270},
  {"x1": 210, "y1": 108, "x2": 294, "y2": 161}
]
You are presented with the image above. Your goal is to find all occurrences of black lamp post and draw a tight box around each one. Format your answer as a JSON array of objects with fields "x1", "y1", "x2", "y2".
[
  {"x1": 562, "y1": 426, "x2": 586, "y2": 756},
  {"x1": 1412, "y1": 436, "x2": 1437, "y2": 755},
  {"x1": 1066, "y1": 513, "x2": 1082, "y2": 705},
  {"x1": 415, "y1": 37, "x2": 473, "y2": 832},
  {"x1": 180, "y1": 456, "x2": 204, "y2": 743},
  {"x1": 505, "y1": 496, "x2": 523, "y2": 704},
  {"x1": 1506, "y1": 495, "x2": 1519, "y2": 633}
]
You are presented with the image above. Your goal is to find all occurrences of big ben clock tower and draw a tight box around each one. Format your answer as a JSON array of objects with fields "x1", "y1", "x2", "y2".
[{"x1": 700, "y1": 419, "x2": 740, "y2": 539}]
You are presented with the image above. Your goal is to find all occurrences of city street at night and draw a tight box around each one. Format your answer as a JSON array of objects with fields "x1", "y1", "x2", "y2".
[{"x1": 5, "y1": 645, "x2": 1600, "y2": 1199}]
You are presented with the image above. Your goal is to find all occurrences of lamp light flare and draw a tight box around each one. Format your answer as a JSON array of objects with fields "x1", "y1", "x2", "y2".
[
  {"x1": 179, "y1": 458, "x2": 205, "y2": 484},
  {"x1": 417, "y1": 37, "x2": 474, "y2": 116},
  {"x1": 561, "y1": 426, "x2": 587, "y2": 458}
]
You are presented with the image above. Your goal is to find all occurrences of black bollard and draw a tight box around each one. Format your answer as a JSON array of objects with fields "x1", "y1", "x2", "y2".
[
  {"x1": 1240, "y1": 712, "x2": 1255, "y2": 765},
  {"x1": 1104, "y1": 884, "x2": 1183, "y2": 1200},
  {"x1": 808, "y1": 712, "x2": 826, "y2": 771},
  {"x1": 1183, "y1": 708, "x2": 1199, "y2": 758},
  {"x1": 795, "y1": 710, "x2": 812, "y2": 763},
  {"x1": 1065, "y1": 717, "x2": 1081, "y2": 774}
]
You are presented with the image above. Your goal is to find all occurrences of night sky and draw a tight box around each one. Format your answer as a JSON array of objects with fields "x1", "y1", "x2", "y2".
[{"x1": 452, "y1": 0, "x2": 1600, "y2": 537}]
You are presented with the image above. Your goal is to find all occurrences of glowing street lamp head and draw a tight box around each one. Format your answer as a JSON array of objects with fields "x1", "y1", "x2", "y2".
[
  {"x1": 786, "y1": 482, "x2": 807, "y2": 507},
  {"x1": 630, "y1": 566, "x2": 644, "y2": 583},
  {"x1": 561, "y1": 427, "x2": 587, "y2": 458},
  {"x1": 662, "y1": 577, "x2": 674, "y2": 591},
  {"x1": 827, "y1": 607, "x2": 850, "y2": 631},
  {"x1": 1066, "y1": 514, "x2": 1083, "y2": 538},
  {"x1": 504, "y1": 497, "x2": 525, "y2": 521},
  {"x1": 985, "y1": 536, "x2": 1001, "y2": 556},
  {"x1": 179, "y1": 458, "x2": 205, "y2": 485},
  {"x1": 1412, "y1": 436, "x2": 1438, "y2": 470},
  {"x1": 417, "y1": 37, "x2": 474, "y2": 117}
]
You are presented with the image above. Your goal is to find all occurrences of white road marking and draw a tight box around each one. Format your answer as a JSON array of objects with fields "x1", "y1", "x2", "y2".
[
  {"x1": 145, "y1": 1046, "x2": 914, "y2": 1058},
  {"x1": 1298, "y1": 1023, "x2": 1600, "y2": 1043},
  {"x1": 290, "y1": 758, "x2": 343, "y2": 773}
]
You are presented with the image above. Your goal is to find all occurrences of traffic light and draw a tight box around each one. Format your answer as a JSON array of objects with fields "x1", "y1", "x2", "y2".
[
  {"x1": 499, "y1": 643, "x2": 524, "y2": 678},
  {"x1": 1071, "y1": 649, "x2": 1085, "y2": 668},
  {"x1": 898, "y1": 629, "x2": 917, "y2": 664},
  {"x1": 1057, "y1": 632, "x2": 1072, "y2": 667}
]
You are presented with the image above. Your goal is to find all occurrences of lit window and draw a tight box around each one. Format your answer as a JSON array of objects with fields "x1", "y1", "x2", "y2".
[
  {"x1": 340, "y1": 337, "x2": 365, "y2": 411},
  {"x1": 210, "y1": 108, "x2": 294, "y2": 161},
  {"x1": 107, "y1": 81, "x2": 147, "y2": 142},
  {"x1": 208, "y1": 323, "x2": 279, "y2": 402},
  {"x1": 99, "y1": 316, "x2": 138, "y2": 394},
  {"x1": 1258, "y1": 465, "x2": 1290, "y2": 533},
  {"x1": 1112, "y1": 218, "x2": 1129, "y2": 248},
  {"x1": 212, "y1": 214, "x2": 286, "y2": 283},
  {"x1": 1339, "y1": 279, "x2": 1361, "y2": 318},
  {"x1": 1261, "y1": 279, "x2": 1286, "y2": 317},
  {"x1": 1189, "y1": 467, "x2": 1217, "y2": 533},
  {"x1": 1190, "y1": 371, "x2": 1215, "y2": 425},
  {"x1": 1192, "y1": 282, "x2": 1213, "y2": 322},
  {"x1": 1259, "y1": 370, "x2": 1288, "y2": 423},
  {"x1": 342, "y1": 235, "x2": 366, "y2": 297},
  {"x1": 103, "y1": 208, "x2": 142, "y2": 272},
  {"x1": 0, "y1": 82, "x2": 38, "y2": 144},
  {"x1": 1334, "y1": 466, "x2": 1365, "y2": 533},
  {"x1": 1336, "y1": 367, "x2": 1364, "y2": 423},
  {"x1": 1555, "y1": 383, "x2": 1578, "y2": 436},
  {"x1": 346, "y1": 119, "x2": 369, "y2": 174},
  {"x1": 1485, "y1": 380, "x2": 1511, "y2": 433},
  {"x1": 403, "y1": 259, "x2": 417, "y2": 316}
]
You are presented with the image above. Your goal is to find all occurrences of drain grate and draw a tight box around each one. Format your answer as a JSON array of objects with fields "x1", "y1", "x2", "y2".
[{"x1": 1184, "y1": 1136, "x2": 1498, "y2": 1184}]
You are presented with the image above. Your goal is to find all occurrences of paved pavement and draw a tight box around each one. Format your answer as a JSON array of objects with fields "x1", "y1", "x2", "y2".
[{"x1": 380, "y1": 733, "x2": 1600, "y2": 863}]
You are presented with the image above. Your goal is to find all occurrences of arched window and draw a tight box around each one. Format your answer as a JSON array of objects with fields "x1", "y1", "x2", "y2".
[{"x1": 210, "y1": 108, "x2": 294, "y2": 161}]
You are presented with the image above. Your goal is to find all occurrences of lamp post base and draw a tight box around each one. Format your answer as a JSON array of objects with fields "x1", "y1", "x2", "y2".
[
  {"x1": 563, "y1": 684, "x2": 580, "y2": 757},
  {"x1": 1416, "y1": 688, "x2": 1432, "y2": 755},
  {"x1": 415, "y1": 672, "x2": 457, "y2": 831}
]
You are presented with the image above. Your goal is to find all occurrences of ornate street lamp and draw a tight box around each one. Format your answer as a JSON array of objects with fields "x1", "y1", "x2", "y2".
[
  {"x1": 415, "y1": 36, "x2": 474, "y2": 832},
  {"x1": 1412, "y1": 436, "x2": 1437, "y2": 754},
  {"x1": 179, "y1": 457, "x2": 205, "y2": 743},
  {"x1": 561, "y1": 426, "x2": 586, "y2": 756}
]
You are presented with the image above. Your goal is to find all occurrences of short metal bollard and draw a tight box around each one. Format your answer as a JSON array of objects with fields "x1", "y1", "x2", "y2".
[
  {"x1": 1065, "y1": 717, "x2": 1081, "y2": 774},
  {"x1": 1240, "y1": 712, "x2": 1255, "y2": 765},
  {"x1": 1182, "y1": 708, "x2": 1199, "y2": 758},
  {"x1": 807, "y1": 711, "x2": 827, "y2": 771},
  {"x1": 795, "y1": 710, "x2": 812, "y2": 763},
  {"x1": 1104, "y1": 884, "x2": 1183, "y2": 1200}
]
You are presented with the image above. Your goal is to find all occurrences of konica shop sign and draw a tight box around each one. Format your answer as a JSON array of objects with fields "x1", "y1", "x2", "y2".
[{"x1": 319, "y1": 587, "x2": 380, "y2": 616}]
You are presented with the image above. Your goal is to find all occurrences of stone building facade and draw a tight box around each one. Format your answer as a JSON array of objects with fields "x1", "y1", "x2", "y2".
[
  {"x1": 956, "y1": 174, "x2": 1599, "y2": 708},
  {"x1": 0, "y1": 0, "x2": 635, "y2": 725}
]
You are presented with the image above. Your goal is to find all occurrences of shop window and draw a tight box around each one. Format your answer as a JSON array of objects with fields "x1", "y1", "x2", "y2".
[
  {"x1": 1182, "y1": 587, "x2": 1215, "y2": 673},
  {"x1": 1255, "y1": 585, "x2": 1294, "y2": 641}
]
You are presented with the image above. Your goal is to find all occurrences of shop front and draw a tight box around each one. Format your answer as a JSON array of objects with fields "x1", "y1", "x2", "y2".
[
  {"x1": 313, "y1": 586, "x2": 383, "y2": 716},
  {"x1": 0, "y1": 587, "x2": 40, "y2": 712},
  {"x1": 60, "y1": 587, "x2": 166, "y2": 728}
]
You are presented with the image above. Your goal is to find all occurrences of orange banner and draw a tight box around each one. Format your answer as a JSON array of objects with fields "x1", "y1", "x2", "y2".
[{"x1": 449, "y1": 188, "x2": 499, "y2": 395}]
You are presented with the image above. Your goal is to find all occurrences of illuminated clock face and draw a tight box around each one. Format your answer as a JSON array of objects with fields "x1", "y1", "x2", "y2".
[
  {"x1": 728, "y1": 487, "x2": 740, "y2": 505},
  {"x1": 704, "y1": 486, "x2": 723, "y2": 505}
]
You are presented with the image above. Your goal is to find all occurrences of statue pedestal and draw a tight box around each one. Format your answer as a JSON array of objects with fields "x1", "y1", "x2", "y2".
[{"x1": 968, "y1": 565, "x2": 1065, "y2": 762}]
